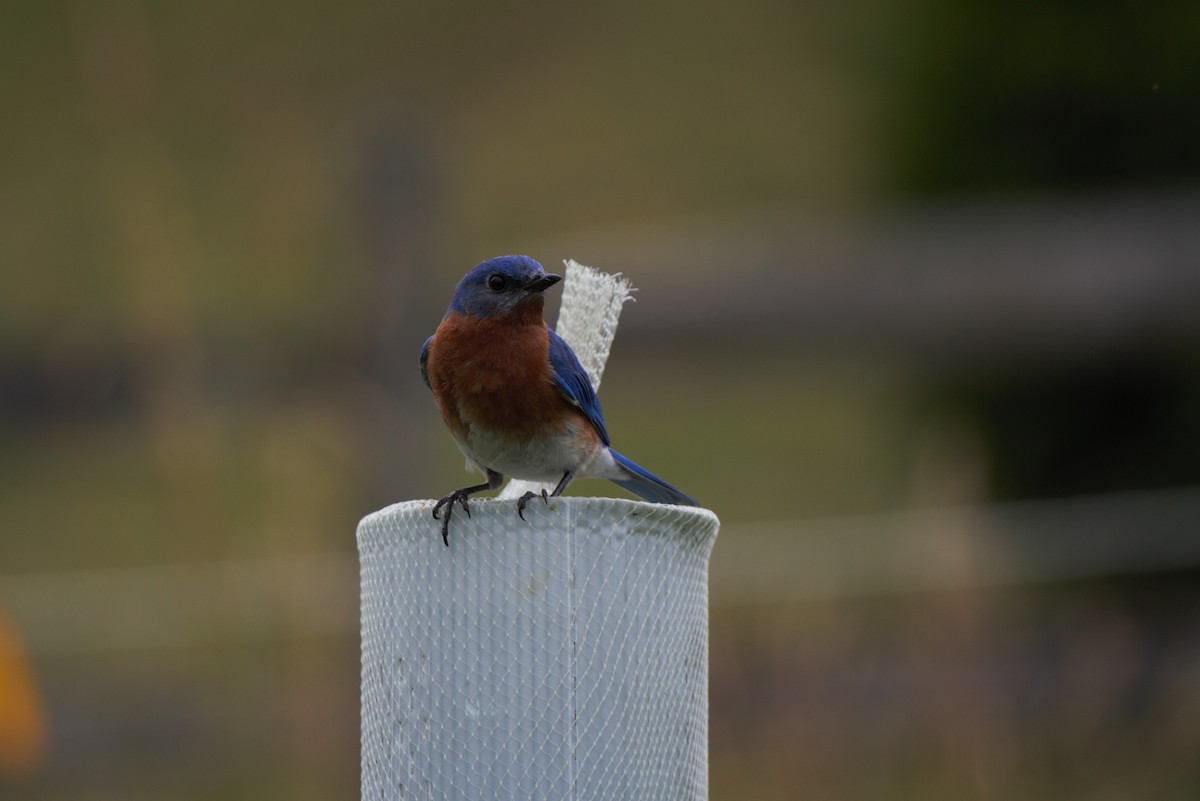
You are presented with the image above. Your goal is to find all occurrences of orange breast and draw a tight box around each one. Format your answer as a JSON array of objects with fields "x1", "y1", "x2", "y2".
[{"x1": 425, "y1": 312, "x2": 567, "y2": 442}]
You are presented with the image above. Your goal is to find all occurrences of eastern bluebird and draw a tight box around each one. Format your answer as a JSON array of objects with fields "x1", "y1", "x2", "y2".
[{"x1": 421, "y1": 255, "x2": 699, "y2": 544}]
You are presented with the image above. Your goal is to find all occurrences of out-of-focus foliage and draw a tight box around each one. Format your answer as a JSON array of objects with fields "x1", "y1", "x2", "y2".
[{"x1": 887, "y1": 0, "x2": 1200, "y2": 194}]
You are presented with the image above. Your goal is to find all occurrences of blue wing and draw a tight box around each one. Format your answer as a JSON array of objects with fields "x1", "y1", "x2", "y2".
[
  {"x1": 547, "y1": 328, "x2": 610, "y2": 446},
  {"x1": 419, "y1": 336, "x2": 432, "y2": 390}
]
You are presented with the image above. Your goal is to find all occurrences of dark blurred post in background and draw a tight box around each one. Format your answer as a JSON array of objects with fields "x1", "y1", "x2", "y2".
[{"x1": 352, "y1": 113, "x2": 441, "y2": 504}]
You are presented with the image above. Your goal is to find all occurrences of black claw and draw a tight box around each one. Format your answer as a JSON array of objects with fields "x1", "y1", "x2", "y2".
[
  {"x1": 516, "y1": 489, "x2": 551, "y2": 521},
  {"x1": 432, "y1": 496, "x2": 455, "y2": 546},
  {"x1": 433, "y1": 488, "x2": 475, "y2": 547},
  {"x1": 516, "y1": 491, "x2": 535, "y2": 521},
  {"x1": 432, "y1": 473, "x2": 504, "y2": 546}
]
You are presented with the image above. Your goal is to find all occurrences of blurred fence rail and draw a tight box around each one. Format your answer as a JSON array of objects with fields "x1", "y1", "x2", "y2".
[
  {"x1": 536, "y1": 192, "x2": 1200, "y2": 360},
  {"x1": 712, "y1": 485, "x2": 1200, "y2": 606},
  {"x1": 2, "y1": 486, "x2": 1199, "y2": 654},
  {"x1": 0, "y1": 553, "x2": 358, "y2": 655}
]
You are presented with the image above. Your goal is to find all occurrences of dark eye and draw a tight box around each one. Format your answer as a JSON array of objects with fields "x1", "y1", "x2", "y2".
[{"x1": 487, "y1": 274, "x2": 506, "y2": 291}]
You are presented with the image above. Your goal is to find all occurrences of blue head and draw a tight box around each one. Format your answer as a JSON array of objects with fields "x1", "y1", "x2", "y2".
[{"x1": 447, "y1": 255, "x2": 562, "y2": 319}]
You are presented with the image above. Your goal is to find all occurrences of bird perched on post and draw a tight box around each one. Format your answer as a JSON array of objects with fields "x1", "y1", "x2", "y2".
[{"x1": 420, "y1": 255, "x2": 698, "y2": 545}]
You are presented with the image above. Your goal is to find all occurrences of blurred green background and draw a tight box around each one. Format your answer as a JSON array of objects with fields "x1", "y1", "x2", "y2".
[{"x1": 3, "y1": 1, "x2": 1200, "y2": 799}]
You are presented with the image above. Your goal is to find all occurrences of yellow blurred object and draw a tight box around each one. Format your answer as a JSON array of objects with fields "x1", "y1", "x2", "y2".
[{"x1": 0, "y1": 606, "x2": 49, "y2": 778}]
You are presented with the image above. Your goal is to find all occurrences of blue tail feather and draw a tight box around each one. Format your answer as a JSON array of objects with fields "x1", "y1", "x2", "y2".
[{"x1": 609, "y1": 450, "x2": 699, "y2": 507}]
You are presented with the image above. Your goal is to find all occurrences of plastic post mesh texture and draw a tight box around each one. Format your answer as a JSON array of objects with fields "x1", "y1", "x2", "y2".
[{"x1": 358, "y1": 497, "x2": 719, "y2": 801}]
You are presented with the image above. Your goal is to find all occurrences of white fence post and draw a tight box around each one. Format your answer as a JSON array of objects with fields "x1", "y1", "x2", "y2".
[{"x1": 358, "y1": 497, "x2": 719, "y2": 800}]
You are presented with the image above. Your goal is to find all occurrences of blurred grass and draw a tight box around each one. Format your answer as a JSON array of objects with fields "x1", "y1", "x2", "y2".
[
  {"x1": 0, "y1": 400, "x2": 359, "y2": 573},
  {"x1": 1, "y1": 0, "x2": 896, "y2": 340},
  {"x1": 591, "y1": 350, "x2": 917, "y2": 520},
  {"x1": 710, "y1": 589, "x2": 1200, "y2": 801}
]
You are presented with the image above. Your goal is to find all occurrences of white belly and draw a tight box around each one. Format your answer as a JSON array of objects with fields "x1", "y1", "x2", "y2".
[{"x1": 455, "y1": 422, "x2": 616, "y2": 483}]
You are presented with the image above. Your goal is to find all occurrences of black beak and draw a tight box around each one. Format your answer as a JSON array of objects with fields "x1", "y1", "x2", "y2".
[{"x1": 527, "y1": 273, "x2": 562, "y2": 293}]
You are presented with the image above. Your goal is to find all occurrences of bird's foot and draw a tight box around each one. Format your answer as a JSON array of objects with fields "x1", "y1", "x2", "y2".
[
  {"x1": 432, "y1": 489, "x2": 473, "y2": 546},
  {"x1": 516, "y1": 489, "x2": 550, "y2": 521}
]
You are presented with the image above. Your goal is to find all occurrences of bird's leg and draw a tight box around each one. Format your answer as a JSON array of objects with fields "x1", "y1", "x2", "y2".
[
  {"x1": 517, "y1": 471, "x2": 574, "y2": 521},
  {"x1": 433, "y1": 469, "x2": 503, "y2": 546},
  {"x1": 549, "y1": 471, "x2": 573, "y2": 497}
]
